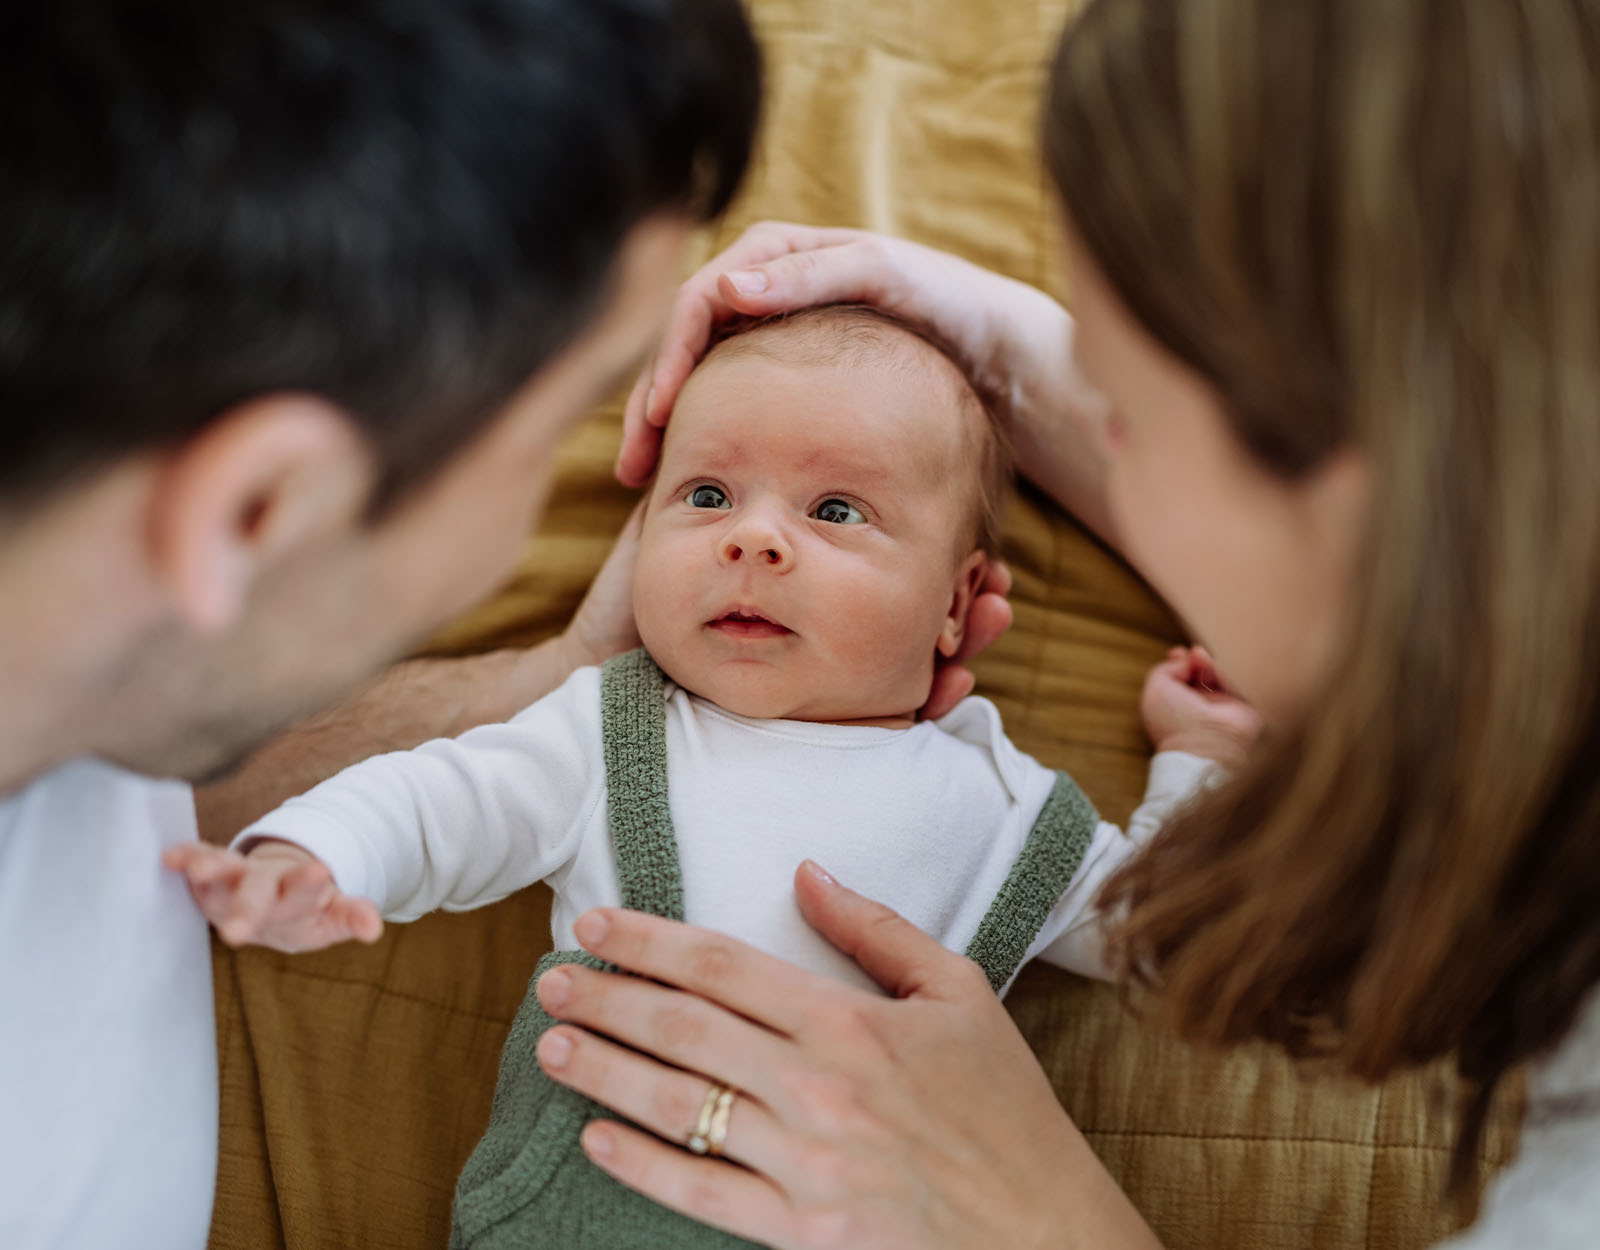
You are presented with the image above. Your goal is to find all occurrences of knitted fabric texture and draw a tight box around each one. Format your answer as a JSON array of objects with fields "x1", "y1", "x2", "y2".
[
  {"x1": 451, "y1": 649, "x2": 1099, "y2": 1247},
  {"x1": 963, "y1": 772, "x2": 1098, "y2": 992}
]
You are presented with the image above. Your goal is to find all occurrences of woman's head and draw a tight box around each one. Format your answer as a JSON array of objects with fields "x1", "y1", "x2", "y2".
[{"x1": 1045, "y1": 0, "x2": 1600, "y2": 1184}]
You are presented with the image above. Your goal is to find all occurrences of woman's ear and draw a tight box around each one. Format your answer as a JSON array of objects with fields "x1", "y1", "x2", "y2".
[
  {"x1": 146, "y1": 394, "x2": 375, "y2": 634},
  {"x1": 937, "y1": 549, "x2": 990, "y2": 659}
]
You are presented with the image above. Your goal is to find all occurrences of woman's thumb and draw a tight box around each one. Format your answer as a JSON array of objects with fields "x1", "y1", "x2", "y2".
[{"x1": 795, "y1": 860, "x2": 962, "y2": 999}]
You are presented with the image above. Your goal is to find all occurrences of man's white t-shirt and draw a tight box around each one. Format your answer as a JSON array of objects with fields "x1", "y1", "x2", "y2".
[{"x1": 0, "y1": 760, "x2": 215, "y2": 1250}]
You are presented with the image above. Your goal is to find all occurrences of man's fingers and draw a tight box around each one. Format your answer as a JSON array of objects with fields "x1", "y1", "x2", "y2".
[
  {"x1": 952, "y1": 590, "x2": 1012, "y2": 666},
  {"x1": 793, "y1": 862, "x2": 978, "y2": 1001},
  {"x1": 983, "y1": 559, "x2": 1013, "y2": 599},
  {"x1": 921, "y1": 666, "x2": 975, "y2": 722}
]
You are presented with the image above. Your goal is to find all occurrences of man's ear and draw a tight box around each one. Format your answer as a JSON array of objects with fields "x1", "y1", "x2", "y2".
[
  {"x1": 936, "y1": 549, "x2": 990, "y2": 659},
  {"x1": 147, "y1": 394, "x2": 375, "y2": 634}
]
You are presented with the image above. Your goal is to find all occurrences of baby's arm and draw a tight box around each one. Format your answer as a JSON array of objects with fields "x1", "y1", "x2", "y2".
[
  {"x1": 1029, "y1": 646, "x2": 1261, "y2": 980},
  {"x1": 168, "y1": 666, "x2": 605, "y2": 948}
]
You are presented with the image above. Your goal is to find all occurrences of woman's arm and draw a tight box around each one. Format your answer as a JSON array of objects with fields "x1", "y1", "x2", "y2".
[
  {"x1": 535, "y1": 863, "x2": 1167, "y2": 1250},
  {"x1": 617, "y1": 221, "x2": 1120, "y2": 548}
]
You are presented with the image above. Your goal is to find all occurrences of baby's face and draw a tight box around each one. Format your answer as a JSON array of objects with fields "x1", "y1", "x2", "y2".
[{"x1": 634, "y1": 346, "x2": 986, "y2": 724}]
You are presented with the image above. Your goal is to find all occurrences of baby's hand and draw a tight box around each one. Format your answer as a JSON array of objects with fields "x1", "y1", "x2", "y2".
[
  {"x1": 1141, "y1": 646, "x2": 1264, "y2": 769},
  {"x1": 163, "y1": 840, "x2": 384, "y2": 952}
]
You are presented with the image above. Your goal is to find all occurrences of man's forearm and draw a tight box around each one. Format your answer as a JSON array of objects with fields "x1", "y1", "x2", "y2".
[{"x1": 195, "y1": 634, "x2": 585, "y2": 843}]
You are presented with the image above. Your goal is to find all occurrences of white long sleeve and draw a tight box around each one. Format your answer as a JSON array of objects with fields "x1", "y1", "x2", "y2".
[
  {"x1": 1026, "y1": 751, "x2": 1220, "y2": 980},
  {"x1": 237, "y1": 670, "x2": 1217, "y2": 997},
  {"x1": 237, "y1": 667, "x2": 605, "y2": 921}
]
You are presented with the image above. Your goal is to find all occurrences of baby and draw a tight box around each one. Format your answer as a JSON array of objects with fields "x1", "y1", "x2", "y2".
[{"x1": 170, "y1": 306, "x2": 1258, "y2": 1248}]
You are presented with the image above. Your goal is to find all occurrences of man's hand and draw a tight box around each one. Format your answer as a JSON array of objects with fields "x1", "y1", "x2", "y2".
[
  {"x1": 163, "y1": 840, "x2": 383, "y2": 952},
  {"x1": 549, "y1": 501, "x2": 646, "y2": 675}
]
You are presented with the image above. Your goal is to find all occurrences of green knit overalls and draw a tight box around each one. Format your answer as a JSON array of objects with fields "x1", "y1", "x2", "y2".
[{"x1": 450, "y1": 649, "x2": 1100, "y2": 1249}]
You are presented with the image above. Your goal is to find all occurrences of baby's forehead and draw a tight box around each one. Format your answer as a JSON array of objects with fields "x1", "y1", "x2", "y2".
[
  {"x1": 681, "y1": 310, "x2": 986, "y2": 457},
  {"x1": 703, "y1": 307, "x2": 967, "y2": 392}
]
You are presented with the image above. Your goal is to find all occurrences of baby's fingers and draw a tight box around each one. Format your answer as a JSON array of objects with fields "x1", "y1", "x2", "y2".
[
  {"x1": 334, "y1": 895, "x2": 384, "y2": 945},
  {"x1": 164, "y1": 841, "x2": 243, "y2": 885},
  {"x1": 265, "y1": 859, "x2": 339, "y2": 930},
  {"x1": 216, "y1": 863, "x2": 283, "y2": 947},
  {"x1": 262, "y1": 863, "x2": 382, "y2": 949},
  {"x1": 164, "y1": 843, "x2": 251, "y2": 927}
]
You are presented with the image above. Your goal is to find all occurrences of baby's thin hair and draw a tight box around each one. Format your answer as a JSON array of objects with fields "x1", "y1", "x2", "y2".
[{"x1": 705, "y1": 304, "x2": 1013, "y2": 555}]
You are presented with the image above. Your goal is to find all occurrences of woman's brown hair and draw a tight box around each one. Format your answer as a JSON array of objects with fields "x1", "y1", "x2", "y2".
[{"x1": 1046, "y1": 0, "x2": 1600, "y2": 1189}]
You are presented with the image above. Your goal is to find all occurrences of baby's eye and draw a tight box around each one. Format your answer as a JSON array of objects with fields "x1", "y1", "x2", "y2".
[
  {"x1": 686, "y1": 484, "x2": 731, "y2": 510},
  {"x1": 812, "y1": 498, "x2": 866, "y2": 525}
]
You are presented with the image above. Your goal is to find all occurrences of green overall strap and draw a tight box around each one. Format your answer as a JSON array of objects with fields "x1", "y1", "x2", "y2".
[
  {"x1": 599, "y1": 648, "x2": 685, "y2": 922},
  {"x1": 964, "y1": 771, "x2": 1100, "y2": 993}
]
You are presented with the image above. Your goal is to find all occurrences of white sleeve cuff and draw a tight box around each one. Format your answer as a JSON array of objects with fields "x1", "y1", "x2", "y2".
[
  {"x1": 231, "y1": 811, "x2": 389, "y2": 909},
  {"x1": 1145, "y1": 750, "x2": 1223, "y2": 806}
]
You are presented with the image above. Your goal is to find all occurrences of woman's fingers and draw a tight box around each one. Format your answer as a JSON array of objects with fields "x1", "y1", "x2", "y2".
[
  {"x1": 535, "y1": 962, "x2": 791, "y2": 1101},
  {"x1": 579, "y1": 1120, "x2": 796, "y2": 1247},
  {"x1": 563, "y1": 910, "x2": 825, "y2": 1037},
  {"x1": 617, "y1": 222, "x2": 889, "y2": 485},
  {"x1": 793, "y1": 862, "x2": 985, "y2": 1001},
  {"x1": 537, "y1": 1023, "x2": 786, "y2": 1175}
]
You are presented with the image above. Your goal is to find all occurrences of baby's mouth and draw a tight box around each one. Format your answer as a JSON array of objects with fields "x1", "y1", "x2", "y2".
[{"x1": 707, "y1": 608, "x2": 794, "y2": 639}]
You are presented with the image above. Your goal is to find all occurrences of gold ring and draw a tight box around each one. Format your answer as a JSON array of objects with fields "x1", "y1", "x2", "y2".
[{"x1": 687, "y1": 1083, "x2": 736, "y2": 1158}]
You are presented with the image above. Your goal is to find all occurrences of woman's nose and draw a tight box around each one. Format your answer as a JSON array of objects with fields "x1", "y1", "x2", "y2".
[{"x1": 720, "y1": 516, "x2": 792, "y2": 569}]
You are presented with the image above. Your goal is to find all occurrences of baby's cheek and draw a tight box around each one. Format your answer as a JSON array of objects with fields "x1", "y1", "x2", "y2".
[
  {"x1": 847, "y1": 582, "x2": 942, "y2": 665},
  {"x1": 632, "y1": 546, "x2": 690, "y2": 654}
]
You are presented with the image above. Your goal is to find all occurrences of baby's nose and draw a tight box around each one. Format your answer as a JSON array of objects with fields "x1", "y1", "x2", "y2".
[{"x1": 721, "y1": 529, "x2": 790, "y2": 568}]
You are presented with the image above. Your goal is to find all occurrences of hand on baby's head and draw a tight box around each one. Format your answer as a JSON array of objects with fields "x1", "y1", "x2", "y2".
[
  {"x1": 163, "y1": 840, "x2": 383, "y2": 952},
  {"x1": 1141, "y1": 646, "x2": 1263, "y2": 769}
]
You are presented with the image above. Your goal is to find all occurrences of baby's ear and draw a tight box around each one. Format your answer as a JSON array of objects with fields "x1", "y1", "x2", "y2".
[{"x1": 937, "y1": 549, "x2": 990, "y2": 659}]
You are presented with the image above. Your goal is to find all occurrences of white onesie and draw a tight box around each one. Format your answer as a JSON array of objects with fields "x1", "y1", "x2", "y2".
[{"x1": 238, "y1": 664, "x2": 1212, "y2": 995}]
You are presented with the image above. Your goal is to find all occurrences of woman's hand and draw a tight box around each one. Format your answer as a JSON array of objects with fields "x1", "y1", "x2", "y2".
[
  {"x1": 534, "y1": 863, "x2": 1165, "y2": 1250},
  {"x1": 616, "y1": 222, "x2": 1084, "y2": 491}
]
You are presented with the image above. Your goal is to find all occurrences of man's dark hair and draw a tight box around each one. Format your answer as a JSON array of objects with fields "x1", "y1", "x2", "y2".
[{"x1": 0, "y1": 0, "x2": 760, "y2": 512}]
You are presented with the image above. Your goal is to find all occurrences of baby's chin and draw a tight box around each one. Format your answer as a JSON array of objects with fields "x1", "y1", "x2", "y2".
[{"x1": 650, "y1": 650, "x2": 931, "y2": 725}]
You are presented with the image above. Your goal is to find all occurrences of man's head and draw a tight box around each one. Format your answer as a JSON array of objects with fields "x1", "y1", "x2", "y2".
[
  {"x1": 0, "y1": 0, "x2": 759, "y2": 784},
  {"x1": 634, "y1": 305, "x2": 1012, "y2": 724}
]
